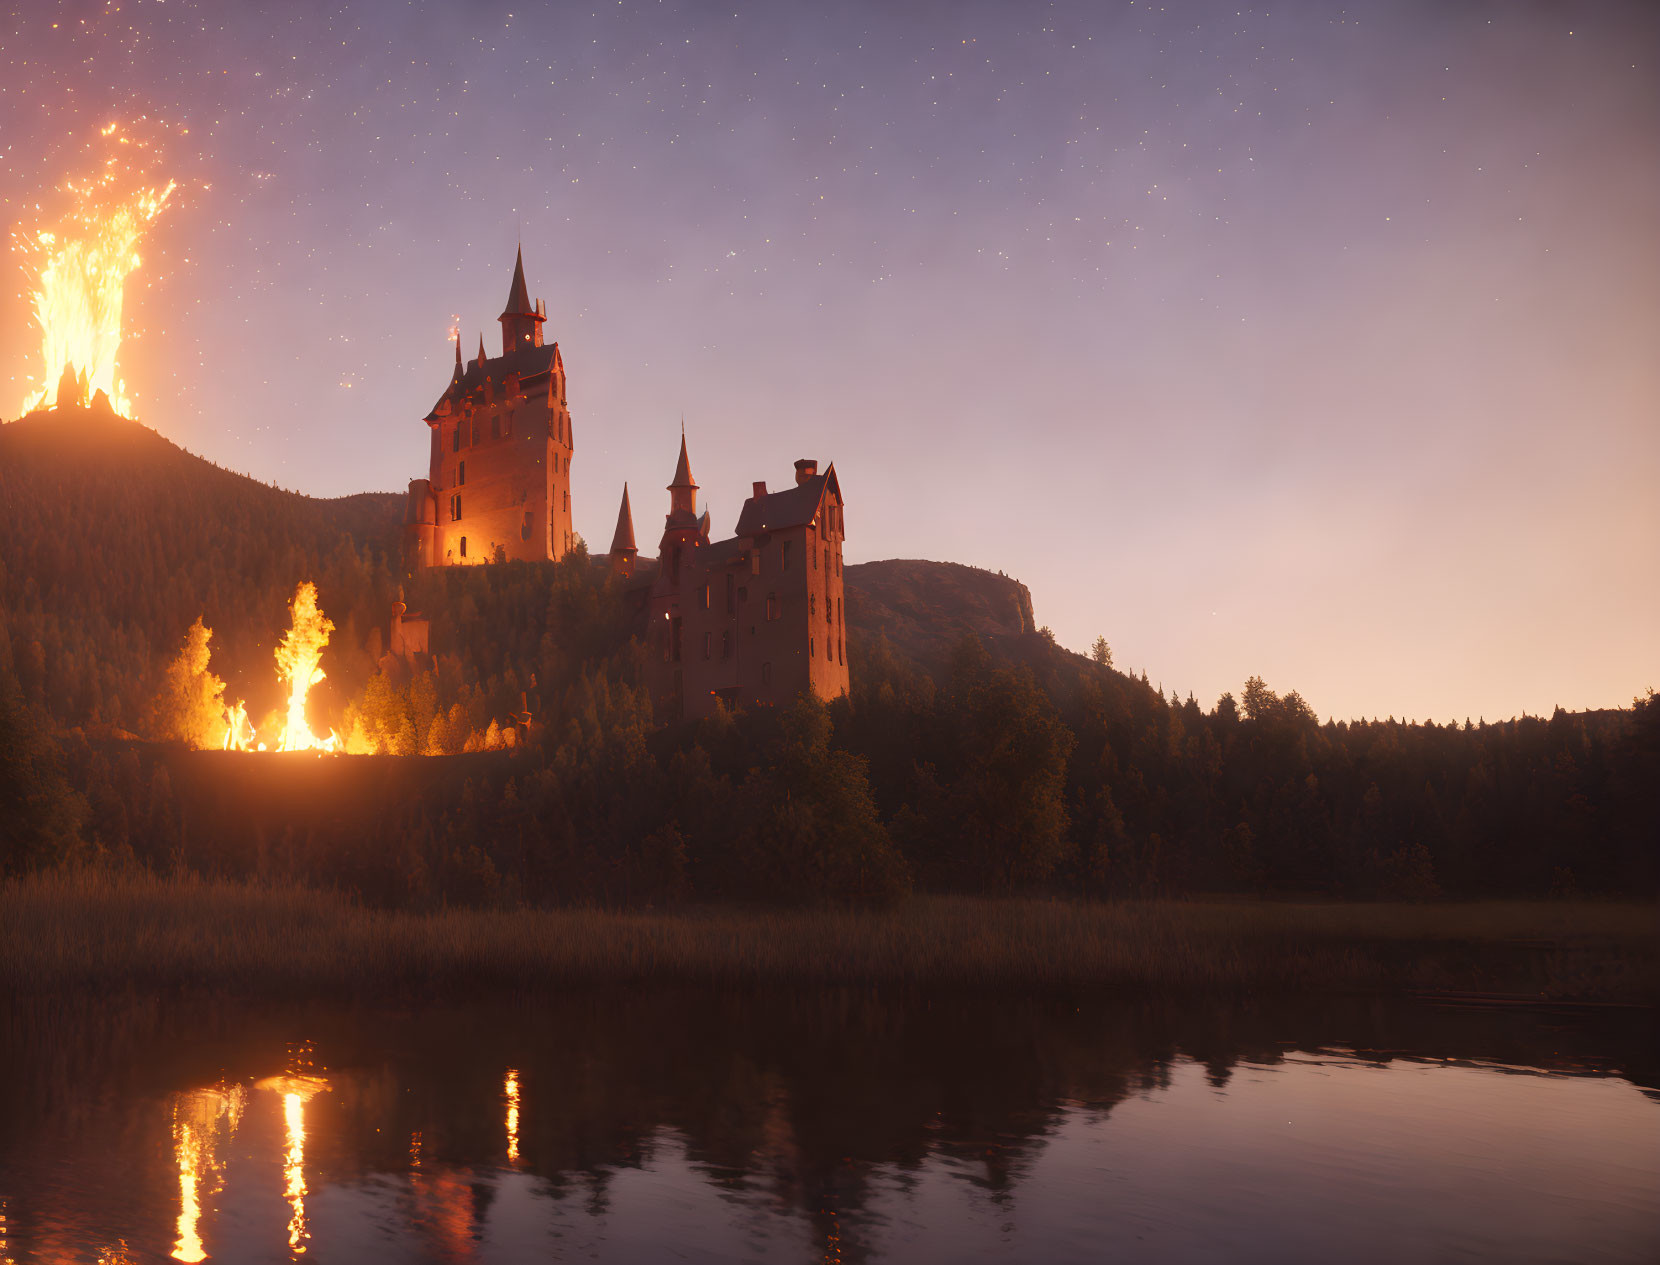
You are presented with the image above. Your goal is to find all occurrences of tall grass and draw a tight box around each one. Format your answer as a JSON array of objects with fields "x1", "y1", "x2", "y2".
[{"x1": 2, "y1": 870, "x2": 1654, "y2": 1001}]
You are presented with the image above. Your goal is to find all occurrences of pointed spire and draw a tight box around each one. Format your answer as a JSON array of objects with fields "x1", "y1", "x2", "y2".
[
  {"x1": 610, "y1": 483, "x2": 637, "y2": 554},
  {"x1": 454, "y1": 328, "x2": 462, "y2": 367},
  {"x1": 477, "y1": 333, "x2": 487, "y2": 366},
  {"x1": 669, "y1": 429, "x2": 696, "y2": 490},
  {"x1": 502, "y1": 245, "x2": 533, "y2": 316}
]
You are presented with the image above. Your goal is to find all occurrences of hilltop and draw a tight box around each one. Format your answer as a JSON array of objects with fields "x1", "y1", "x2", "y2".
[{"x1": 844, "y1": 558, "x2": 1035, "y2": 668}]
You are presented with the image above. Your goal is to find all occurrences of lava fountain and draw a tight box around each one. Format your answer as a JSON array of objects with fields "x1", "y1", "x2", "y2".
[
  {"x1": 15, "y1": 121, "x2": 176, "y2": 417},
  {"x1": 274, "y1": 582, "x2": 340, "y2": 753}
]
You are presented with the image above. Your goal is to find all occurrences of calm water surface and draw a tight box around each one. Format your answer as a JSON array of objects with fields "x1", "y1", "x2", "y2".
[{"x1": 0, "y1": 990, "x2": 1655, "y2": 1263}]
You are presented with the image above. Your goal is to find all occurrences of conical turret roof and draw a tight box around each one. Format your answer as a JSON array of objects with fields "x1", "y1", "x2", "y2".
[
  {"x1": 501, "y1": 245, "x2": 534, "y2": 316},
  {"x1": 669, "y1": 430, "x2": 696, "y2": 490},
  {"x1": 610, "y1": 484, "x2": 637, "y2": 554}
]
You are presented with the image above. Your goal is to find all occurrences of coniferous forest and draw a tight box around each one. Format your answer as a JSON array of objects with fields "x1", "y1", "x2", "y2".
[{"x1": 2, "y1": 411, "x2": 1655, "y2": 906}]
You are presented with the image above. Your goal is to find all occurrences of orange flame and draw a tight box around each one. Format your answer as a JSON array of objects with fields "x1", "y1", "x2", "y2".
[
  {"x1": 274, "y1": 582, "x2": 340, "y2": 753},
  {"x1": 222, "y1": 699, "x2": 254, "y2": 752},
  {"x1": 16, "y1": 122, "x2": 175, "y2": 417}
]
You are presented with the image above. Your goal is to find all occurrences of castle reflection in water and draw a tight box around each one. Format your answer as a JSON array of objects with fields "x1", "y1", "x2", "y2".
[{"x1": 1, "y1": 990, "x2": 1656, "y2": 1264}]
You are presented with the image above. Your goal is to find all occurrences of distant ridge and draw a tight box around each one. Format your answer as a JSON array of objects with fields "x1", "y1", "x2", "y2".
[{"x1": 845, "y1": 558, "x2": 1036, "y2": 669}]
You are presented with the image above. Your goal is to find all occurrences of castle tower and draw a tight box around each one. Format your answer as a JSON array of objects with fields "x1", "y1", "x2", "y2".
[
  {"x1": 498, "y1": 246, "x2": 546, "y2": 355},
  {"x1": 667, "y1": 431, "x2": 697, "y2": 521},
  {"x1": 405, "y1": 248, "x2": 574, "y2": 568},
  {"x1": 609, "y1": 484, "x2": 638, "y2": 578},
  {"x1": 659, "y1": 429, "x2": 709, "y2": 584}
]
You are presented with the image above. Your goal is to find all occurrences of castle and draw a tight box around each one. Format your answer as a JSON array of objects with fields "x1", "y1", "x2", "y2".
[{"x1": 404, "y1": 251, "x2": 849, "y2": 720}]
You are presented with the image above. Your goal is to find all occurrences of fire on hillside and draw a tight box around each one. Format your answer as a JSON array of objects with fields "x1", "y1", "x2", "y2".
[
  {"x1": 14, "y1": 121, "x2": 176, "y2": 418},
  {"x1": 177, "y1": 581, "x2": 341, "y2": 755}
]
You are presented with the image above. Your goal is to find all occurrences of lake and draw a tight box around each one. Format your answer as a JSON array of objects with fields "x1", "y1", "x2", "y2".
[{"x1": 1, "y1": 990, "x2": 1655, "y2": 1263}]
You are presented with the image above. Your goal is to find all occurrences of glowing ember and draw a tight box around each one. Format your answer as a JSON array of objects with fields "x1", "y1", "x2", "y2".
[
  {"x1": 16, "y1": 122, "x2": 176, "y2": 417},
  {"x1": 274, "y1": 582, "x2": 340, "y2": 753}
]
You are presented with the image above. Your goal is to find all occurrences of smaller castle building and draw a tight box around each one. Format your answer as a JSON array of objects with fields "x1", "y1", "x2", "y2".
[{"x1": 615, "y1": 434, "x2": 849, "y2": 720}]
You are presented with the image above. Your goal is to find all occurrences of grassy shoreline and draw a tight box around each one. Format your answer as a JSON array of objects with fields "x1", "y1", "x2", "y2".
[{"x1": 2, "y1": 871, "x2": 1655, "y2": 1003}]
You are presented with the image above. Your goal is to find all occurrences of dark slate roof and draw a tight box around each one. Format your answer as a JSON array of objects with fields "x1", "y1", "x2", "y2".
[
  {"x1": 734, "y1": 465, "x2": 839, "y2": 537},
  {"x1": 699, "y1": 535, "x2": 752, "y2": 568},
  {"x1": 424, "y1": 342, "x2": 560, "y2": 420}
]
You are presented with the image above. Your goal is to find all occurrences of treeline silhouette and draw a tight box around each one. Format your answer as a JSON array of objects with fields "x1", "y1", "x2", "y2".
[{"x1": 1, "y1": 411, "x2": 1655, "y2": 903}]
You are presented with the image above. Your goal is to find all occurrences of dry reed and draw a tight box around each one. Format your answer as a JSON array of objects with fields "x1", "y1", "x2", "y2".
[{"x1": 2, "y1": 870, "x2": 1654, "y2": 1002}]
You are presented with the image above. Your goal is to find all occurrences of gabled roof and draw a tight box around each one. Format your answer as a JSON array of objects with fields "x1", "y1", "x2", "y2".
[
  {"x1": 734, "y1": 465, "x2": 840, "y2": 537},
  {"x1": 610, "y1": 484, "x2": 637, "y2": 554}
]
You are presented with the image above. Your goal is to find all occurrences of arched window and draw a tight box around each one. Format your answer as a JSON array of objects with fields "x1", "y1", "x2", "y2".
[{"x1": 459, "y1": 536, "x2": 468, "y2": 558}]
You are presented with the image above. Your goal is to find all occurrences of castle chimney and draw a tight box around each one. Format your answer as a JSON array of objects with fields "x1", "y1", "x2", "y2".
[
  {"x1": 794, "y1": 459, "x2": 818, "y2": 486},
  {"x1": 752, "y1": 480, "x2": 768, "y2": 499}
]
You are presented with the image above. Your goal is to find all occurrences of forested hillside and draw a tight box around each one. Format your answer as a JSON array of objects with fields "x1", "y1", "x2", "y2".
[
  {"x1": 1, "y1": 410, "x2": 1655, "y2": 904},
  {"x1": 0, "y1": 409, "x2": 403, "y2": 731}
]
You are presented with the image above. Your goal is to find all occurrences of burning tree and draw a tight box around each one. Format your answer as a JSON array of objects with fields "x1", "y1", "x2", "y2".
[
  {"x1": 154, "y1": 617, "x2": 229, "y2": 749},
  {"x1": 274, "y1": 582, "x2": 339, "y2": 753}
]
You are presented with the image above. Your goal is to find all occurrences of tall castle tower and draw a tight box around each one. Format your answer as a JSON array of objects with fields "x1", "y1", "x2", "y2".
[{"x1": 404, "y1": 249, "x2": 575, "y2": 567}]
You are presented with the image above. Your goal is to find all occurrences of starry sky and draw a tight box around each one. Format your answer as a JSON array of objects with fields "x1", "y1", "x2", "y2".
[{"x1": 3, "y1": 0, "x2": 1656, "y2": 722}]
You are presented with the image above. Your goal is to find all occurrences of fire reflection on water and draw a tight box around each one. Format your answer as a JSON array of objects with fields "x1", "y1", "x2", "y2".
[
  {"x1": 282, "y1": 1093, "x2": 306, "y2": 1253},
  {"x1": 254, "y1": 1074, "x2": 330, "y2": 1256},
  {"x1": 170, "y1": 1084, "x2": 246, "y2": 1263},
  {"x1": 504, "y1": 1069, "x2": 521, "y2": 1164}
]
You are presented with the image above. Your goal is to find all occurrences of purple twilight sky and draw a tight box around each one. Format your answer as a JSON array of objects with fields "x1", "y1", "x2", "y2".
[{"x1": 2, "y1": 0, "x2": 1656, "y2": 722}]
